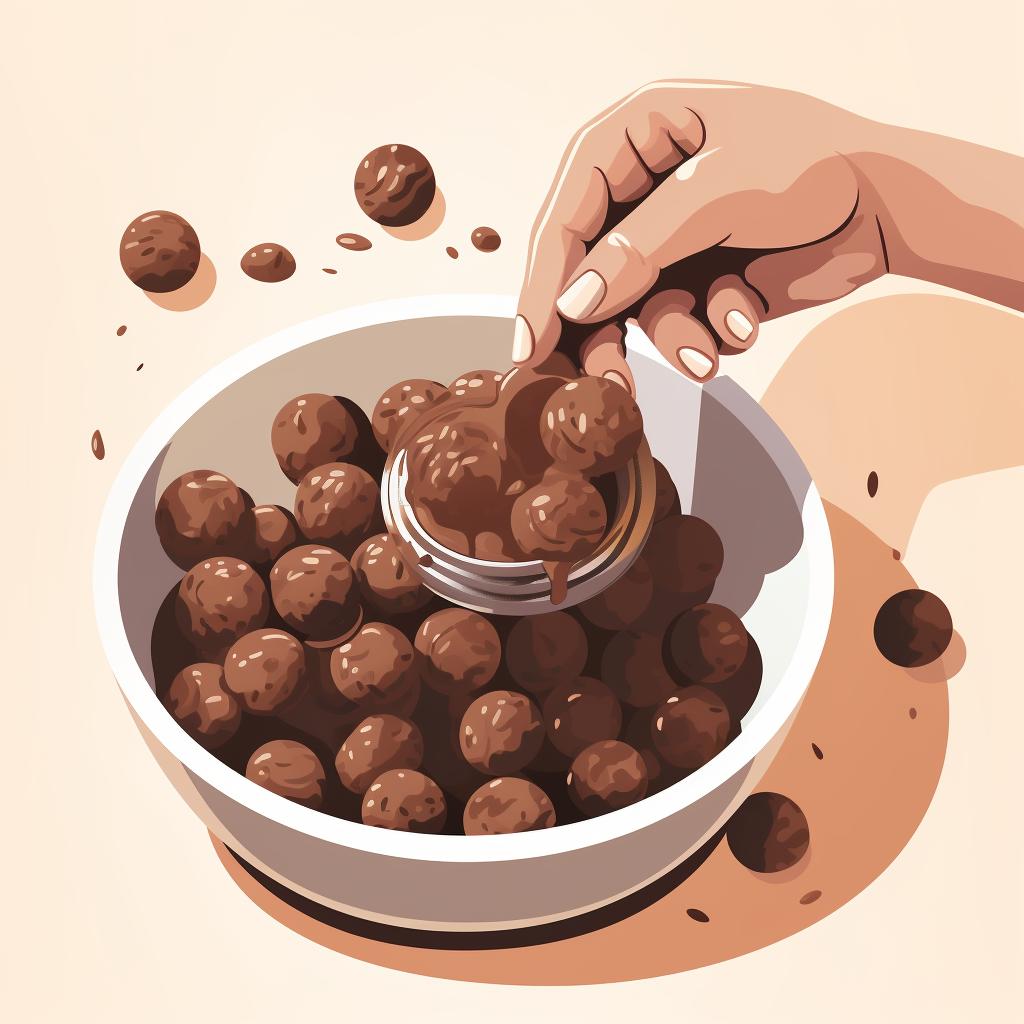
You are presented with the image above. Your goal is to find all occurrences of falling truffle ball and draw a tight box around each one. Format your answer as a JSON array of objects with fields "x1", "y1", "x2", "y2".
[
  {"x1": 665, "y1": 603, "x2": 750, "y2": 685},
  {"x1": 175, "y1": 558, "x2": 269, "y2": 654},
  {"x1": 459, "y1": 690, "x2": 545, "y2": 775},
  {"x1": 293, "y1": 462, "x2": 382, "y2": 554},
  {"x1": 224, "y1": 629, "x2": 306, "y2": 714},
  {"x1": 873, "y1": 589, "x2": 953, "y2": 667},
  {"x1": 271, "y1": 394, "x2": 362, "y2": 484},
  {"x1": 246, "y1": 740, "x2": 326, "y2": 808},
  {"x1": 415, "y1": 608, "x2": 501, "y2": 696},
  {"x1": 651, "y1": 686, "x2": 731, "y2": 773},
  {"x1": 543, "y1": 676, "x2": 622, "y2": 758},
  {"x1": 601, "y1": 630, "x2": 678, "y2": 708},
  {"x1": 243, "y1": 504, "x2": 299, "y2": 568},
  {"x1": 463, "y1": 777, "x2": 556, "y2": 835},
  {"x1": 510, "y1": 472, "x2": 607, "y2": 562},
  {"x1": 351, "y1": 532, "x2": 432, "y2": 615},
  {"x1": 164, "y1": 663, "x2": 241, "y2": 749},
  {"x1": 726, "y1": 792, "x2": 810, "y2": 872},
  {"x1": 269, "y1": 544, "x2": 361, "y2": 641},
  {"x1": 504, "y1": 612, "x2": 588, "y2": 696},
  {"x1": 335, "y1": 714, "x2": 424, "y2": 793},
  {"x1": 540, "y1": 376, "x2": 644, "y2": 476},
  {"x1": 354, "y1": 144, "x2": 436, "y2": 227},
  {"x1": 119, "y1": 210, "x2": 201, "y2": 293},
  {"x1": 155, "y1": 469, "x2": 251, "y2": 570},
  {"x1": 568, "y1": 739, "x2": 649, "y2": 817},
  {"x1": 362, "y1": 769, "x2": 447, "y2": 832},
  {"x1": 644, "y1": 514, "x2": 724, "y2": 609},
  {"x1": 371, "y1": 378, "x2": 449, "y2": 451},
  {"x1": 329, "y1": 622, "x2": 420, "y2": 712},
  {"x1": 578, "y1": 556, "x2": 654, "y2": 631}
]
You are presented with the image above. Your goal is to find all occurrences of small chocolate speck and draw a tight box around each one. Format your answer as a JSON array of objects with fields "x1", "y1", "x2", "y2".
[
  {"x1": 322, "y1": 267, "x2": 338, "y2": 275},
  {"x1": 91, "y1": 430, "x2": 105, "y2": 460},
  {"x1": 136, "y1": 363, "x2": 144, "y2": 372},
  {"x1": 867, "y1": 471, "x2": 879, "y2": 497},
  {"x1": 471, "y1": 227, "x2": 501, "y2": 252},
  {"x1": 799, "y1": 890, "x2": 822, "y2": 905},
  {"x1": 893, "y1": 549, "x2": 901, "y2": 560},
  {"x1": 418, "y1": 554, "x2": 433, "y2": 568},
  {"x1": 446, "y1": 246, "x2": 459, "y2": 259},
  {"x1": 686, "y1": 908, "x2": 710, "y2": 923},
  {"x1": 336, "y1": 233, "x2": 372, "y2": 251},
  {"x1": 116, "y1": 325, "x2": 127, "y2": 337},
  {"x1": 811, "y1": 742, "x2": 824, "y2": 760},
  {"x1": 909, "y1": 707, "x2": 917, "y2": 720}
]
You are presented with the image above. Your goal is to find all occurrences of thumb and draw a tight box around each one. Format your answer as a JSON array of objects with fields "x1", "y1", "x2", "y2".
[{"x1": 555, "y1": 147, "x2": 736, "y2": 323}]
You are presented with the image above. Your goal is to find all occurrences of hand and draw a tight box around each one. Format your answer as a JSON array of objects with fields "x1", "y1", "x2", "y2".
[{"x1": 514, "y1": 81, "x2": 888, "y2": 388}]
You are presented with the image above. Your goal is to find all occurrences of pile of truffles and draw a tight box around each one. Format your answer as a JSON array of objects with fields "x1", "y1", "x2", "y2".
[{"x1": 153, "y1": 370, "x2": 762, "y2": 836}]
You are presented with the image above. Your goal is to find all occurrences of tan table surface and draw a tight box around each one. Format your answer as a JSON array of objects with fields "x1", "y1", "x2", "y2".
[{"x1": 1, "y1": 2, "x2": 1021, "y2": 1020}]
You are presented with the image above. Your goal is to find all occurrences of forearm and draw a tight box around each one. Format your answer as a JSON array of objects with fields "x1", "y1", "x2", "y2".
[{"x1": 850, "y1": 124, "x2": 1024, "y2": 311}]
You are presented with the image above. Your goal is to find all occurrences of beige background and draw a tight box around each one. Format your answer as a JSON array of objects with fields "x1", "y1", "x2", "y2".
[{"x1": 2, "y1": 1, "x2": 1022, "y2": 1020}]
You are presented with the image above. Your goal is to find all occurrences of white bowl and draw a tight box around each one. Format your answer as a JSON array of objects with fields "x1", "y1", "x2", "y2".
[{"x1": 94, "y1": 294, "x2": 833, "y2": 932}]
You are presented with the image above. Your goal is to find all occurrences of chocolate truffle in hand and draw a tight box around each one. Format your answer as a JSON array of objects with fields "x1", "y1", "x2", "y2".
[
  {"x1": 294, "y1": 462, "x2": 381, "y2": 554},
  {"x1": 651, "y1": 686, "x2": 731, "y2": 772},
  {"x1": 873, "y1": 589, "x2": 953, "y2": 667},
  {"x1": 269, "y1": 544, "x2": 360, "y2": 641},
  {"x1": 354, "y1": 144, "x2": 436, "y2": 227},
  {"x1": 176, "y1": 558, "x2": 269, "y2": 654},
  {"x1": 362, "y1": 769, "x2": 447, "y2": 832},
  {"x1": 652, "y1": 458, "x2": 681, "y2": 521},
  {"x1": 459, "y1": 690, "x2": 545, "y2": 775},
  {"x1": 120, "y1": 210, "x2": 200, "y2": 293},
  {"x1": 246, "y1": 740, "x2": 326, "y2": 808},
  {"x1": 449, "y1": 369, "x2": 503, "y2": 403},
  {"x1": 578, "y1": 556, "x2": 654, "y2": 631},
  {"x1": 645, "y1": 514, "x2": 724, "y2": 609},
  {"x1": 336, "y1": 714, "x2": 424, "y2": 793},
  {"x1": 540, "y1": 376, "x2": 644, "y2": 476},
  {"x1": 510, "y1": 472, "x2": 607, "y2": 562},
  {"x1": 726, "y1": 792, "x2": 810, "y2": 872},
  {"x1": 463, "y1": 777, "x2": 556, "y2": 835},
  {"x1": 601, "y1": 630, "x2": 677, "y2": 708},
  {"x1": 351, "y1": 533, "x2": 432, "y2": 615},
  {"x1": 415, "y1": 609, "x2": 501, "y2": 696},
  {"x1": 665, "y1": 603, "x2": 749, "y2": 685},
  {"x1": 568, "y1": 740, "x2": 649, "y2": 817},
  {"x1": 244, "y1": 504, "x2": 299, "y2": 568},
  {"x1": 271, "y1": 394, "x2": 362, "y2": 484},
  {"x1": 224, "y1": 629, "x2": 306, "y2": 714},
  {"x1": 330, "y1": 622, "x2": 420, "y2": 712},
  {"x1": 371, "y1": 378, "x2": 449, "y2": 451},
  {"x1": 543, "y1": 676, "x2": 622, "y2": 758},
  {"x1": 155, "y1": 470, "x2": 250, "y2": 570},
  {"x1": 164, "y1": 663, "x2": 241, "y2": 749},
  {"x1": 505, "y1": 612, "x2": 587, "y2": 696}
]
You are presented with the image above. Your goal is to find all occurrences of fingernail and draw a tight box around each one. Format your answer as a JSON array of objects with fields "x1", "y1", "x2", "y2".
[
  {"x1": 512, "y1": 315, "x2": 534, "y2": 363},
  {"x1": 603, "y1": 370, "x2": 631, "y2": 393},
  {"x1": 725, "y1": 309, "x2": 754, "y2": 341},
  {"x1": 677, "y1": 347, "x2": 714, "y2": 379},
  {"x1": 556, "y1": 271, "x2": 606, "y2": 320}
]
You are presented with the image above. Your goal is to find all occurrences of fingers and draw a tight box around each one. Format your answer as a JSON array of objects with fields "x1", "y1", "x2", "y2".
[
  {"x1": 637, "y1": 289, "x2": 719, "y2": 382},
  {"x1": 579, "y1": 323, "x2": 635, "y2": 395},
  {"x1": 705, "y1": 275, "x2": 765, "y2": 355}
]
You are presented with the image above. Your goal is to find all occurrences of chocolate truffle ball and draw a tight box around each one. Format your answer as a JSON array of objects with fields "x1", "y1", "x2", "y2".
[
  {"x1": 351, "y1": 532, "x2": 432, "y2": 615},
  {"x1": 244, "y1": 504, "x2": 299, "y2": 568},
  {"x1": 271, "y1": 393, "x2": 362, "y2": 484},
  {"x1": 873, "y1": 589, "x2": 953, "y2": 667},
  {"x1": 449, "y1": 369, "x2": 503, "y2": 403},
  {"x1": 269, "y1": 544, "x2": 360, "y2": 641},
  {"x1": 568, "y1": 740, "x2": 649, "y2": 817},
  {"x1": 644, "y1": 514, "x2": 724, "y2": 609},
  {"x1": 601, "y1": 630, "x2": 678, "y2": 708},
  {"x1": 371, "y1": 378, "x2": 449, "y2": 451},
  {"x1": 726, "y1": 792, "x2": 810, "y2": 872},
  {"x1": 119, "y1": 210, "x2": 201, "y2": 293},
  {"x1": 335, "y1": 714, "x2": 424, "y2": 793},
  {"x1": 354, "y1": 144, "x2": 437, "y2": 226},
  {"x1": 651, "y1": 686, "x2": 731, "y2": 773},
  {"x1": 164, "y1": 663, "x2": 241, "y2": 749},
  {"x1": 176, "y1": 558, "x2": 269, "y2": 654},
  {"x1": 459, "y1": 690, "x2": 545, "y2": 775},
  {"x1": 543, "y1": 676, "x2": 622, "y2": 758},
  {"x1": 623, "y1": 709, "x2": 677, "y2": 794},
  {"x1": 224, "y1": 628, "x2": 306, "y2": 714},
  {"x1": 245, "y1": 739, "x2": 326, "y2": 808},
  {"x1": 504, "y1": 612, "x2": 588, "y2": 696},
  {"x1": 293, "y1": 462, "x2": 381, "y2": 554},
  {"x1": 415, "y1": 609, "x2": 501, "y2": 696},
  {"x1": 155, "y1": 469, "x2": 250, "y2": 570},
  {"x1": 578, "y1": 556, "x2": 654, "y2": 631},
  {"x1": 540, "y1": 376, "x2": 644, "y2": 476},
  {"x1": 665, "y1": 604, "x2": 750, "y2": 685},
  {"x1": 652, "y1": 459, "x2": 681, "y2": 521},
  {"x1": 362, "y1": 769, "x2": 447, "y2": 832},
  {"x1": 329, "y1": 622, "x2": 420, "y2": 712},
  {"x1": 510, "y1": 472, "x2": 607, "y2": 562},
  {"x1": 240, "y1": 242, "x2": 296, "y2": 283},
  {"x1": 463, "y1": 777, "x2": 556, "y2": 835}
]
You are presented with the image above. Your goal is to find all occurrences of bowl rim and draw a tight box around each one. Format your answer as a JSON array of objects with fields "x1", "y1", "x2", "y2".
[{"x1": 93, "y1": 293, "x2": 833, "y2": 864}]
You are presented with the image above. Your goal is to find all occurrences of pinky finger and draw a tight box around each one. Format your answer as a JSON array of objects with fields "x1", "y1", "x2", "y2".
[
  {"x1": 637, "y1": 289, "x2": 719, "y2": 382},
  {"x1": 706, "y1": 274, "x2": 764, "y2": 355},
  {"x1": 580, "y1": 323, "x2": 635, "y2": 395}
]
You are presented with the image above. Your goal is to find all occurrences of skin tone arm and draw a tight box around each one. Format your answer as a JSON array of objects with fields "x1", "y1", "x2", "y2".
[{"x1": 513, "y1": 81, "x2": 1024, "y2": 391}]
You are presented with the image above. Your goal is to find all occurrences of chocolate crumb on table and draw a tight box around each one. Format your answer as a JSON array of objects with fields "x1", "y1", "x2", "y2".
[
  {"x1": 91, "y1": 429, "x2": 105, "y2": 460},
  {"x1": 446, "y1": 246, "x2": 459, "y2": 259},
  {"x1": 322, "y1": 267, "x2": 338, "y2": 275},
  {"x1": 811, "y1": 742, "x2": 824, "y2": 760},
  {"x1": 336, "y1": 233, "x2": 372, "y2": 251},
  {"x1": 471, "y1": 226, "x2": 501, "y2": 252},
  {"x1": 136, "y1": 363, "x2": 144, "y2": 371},
  {"x1": 116, "y1": 324, "x2": 127, "y2": 336},
  {"x1": 909, "y1": 707, "x2": 918, "y2": 719},
  {"x1": 867, "y1": 470, "x2": 879, "y2": 497},
  {"x1": 686, "y1": 908, "x2": 711, "y2": 923},
  {"x1": 799, "y1": 890, "x2": 822, "y2": 905},
  {"x1": 241, "y1": 243, "x2": 296, "y2": 283}
]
